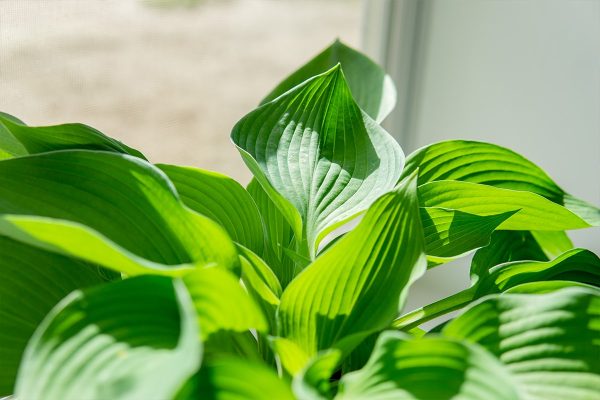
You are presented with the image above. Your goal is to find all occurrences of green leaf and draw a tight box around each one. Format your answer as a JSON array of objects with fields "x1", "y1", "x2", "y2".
[
  {"x1": 237, "y1": 245, "x2": 282, "y2": 331},
  {"x1": 0, "y1": 113, "x2": 144, "y2": 159},
  {"x1": 471, "y1": 231, "x2": 555, "y2": 279},
  {"x1": 473, "y1": 248, "x2": 600, "y2": 296},
  {"x1": 293, "y1": 349, "x2": 343, "y2": 400},
  {"x1": 443, "y1": 288, "x2": 600, "y2": 400},
  {"x1": 0, "y1": 151, "x2": 239, "y2": 276},
  {"x1": 15, "y1": 275, "x2": 201, "y2": 400},
  {"x1": 402, "y1": 140, "x2": 600, "y2": 225},
  {"x1": 276, "y1": 173, "x2": 426, "y2": 373},
  {"x1": 530, "y1": 230, "x2": 574, "y2": 259},
  {"x1": 418, "y1": 180, "x2": 591, "y2": 230},
  {"x1": 247, "y1": 178, "x2": 297, "y2": 286},
  {"x1": 504, "y1": 280, "x2": 598, "y2": 294},
  {"x1": 182, "y1": 266, "x2": 268, "y2": 341},
  {"x1": 337, "y1": 332, "x2": 519, "y2": 400},
  {"x1": 260, "y1": 39, "x2": 396, "y2": 123},
  {"x1": 232, "y1": 64, "x2": 404, "y2": 258},
  {"x1": 157, "y1": 164, "x2": 265, "y2": 256},
  {"x1": 393, "y1": 248, "x2": 600, "y2": 331},
  {"x1": 421, "y1": 207, "x2": 516, "y2": 264},
  {"x1": 0, "y1": 236, "x2": 116, "y2": 396},
  {"x1": 0, "y1": 117, "x2": 27, "y2": 160},
  {"x1": 175, "y1": 357, "x2": 294, "y2": 400}
]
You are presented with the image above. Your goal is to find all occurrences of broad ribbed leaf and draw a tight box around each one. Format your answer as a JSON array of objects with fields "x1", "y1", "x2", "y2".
[
  {"x1": 337, "y1": 332, "x2": 518, "y2": 400},
  {"x1": 419, "y1": 181, "x2": 591, "y2": 230},
  {"x1": 260, "y1": 40, "x2": 396, "y2": 123},
  {"x1": 158, "y1": 164, "x2": 265, "y2": 255},
  {"x1": 443, "y1": 288, "x2": 600, "y2": 400},
  {"x1": 16, "y1": 276, "x2": 200, "y2": 400},
  {"x1": 276, "y1": 174, "x2": 426, "y2": 373},
  {"x1": 0, "y1": 236, "x2": 116, "y2": 396},
  {"x1": 0, "y1": 151, "x2": 238, "y2": 276},
  {"x1": 247, "y1": 178, "x2": 297, "y2": 286},
  {"x1": 505, "y1": 280, "x2": 597, "y2": 294},
  {"x1": 421, "y1": 208, "x2": 516, "y2": 264},
  {"x1": 471, "y1": 231, "x2": 550, "y2": 276},
  {"x1": 182, "y1": 266, "x2": 268, "y2": 341},
  {"x1": 175, "y1": 357, "x2": 294, "y2": 400},
  {"x1": 393, "y1": 248, "x2": 600, "y2": 330},
  {"x1": 402, "y1": 140, "x2": 600, "y2": 225},
  {"x1": 238, "y1": 245, "x2": 282, "y2": 331},
  {"x1": 0, "y1": 113, "x2": 144, "y2": 159},
  {"x1": 293, "y1": 349, "x2": 343, "y2": 400},
  {"x1": 232, "y1": 65, "x2": 404, "y2": 257},
  {"x1": 473, "y1": 248, "x2": 600, "y2": 296}
]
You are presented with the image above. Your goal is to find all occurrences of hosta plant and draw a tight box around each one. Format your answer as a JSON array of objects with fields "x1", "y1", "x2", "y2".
[{"x1": 1, "y1": 40, "x2": 600, "y2": 400}]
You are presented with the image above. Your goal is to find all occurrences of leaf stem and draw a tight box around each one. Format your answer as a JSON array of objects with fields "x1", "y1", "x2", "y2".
[{"x1": 391, "y1": 287, "x2": 477, "y2": 331}]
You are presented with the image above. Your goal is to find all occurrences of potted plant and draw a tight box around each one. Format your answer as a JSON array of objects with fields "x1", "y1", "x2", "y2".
[{"x1": 1, "y1": 40, "x2": 598, "y2": 400}]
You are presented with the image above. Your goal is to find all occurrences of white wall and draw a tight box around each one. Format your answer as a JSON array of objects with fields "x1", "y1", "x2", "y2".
[{"x1": 364, "y1": 0, "x2": 600, "y2": 319}]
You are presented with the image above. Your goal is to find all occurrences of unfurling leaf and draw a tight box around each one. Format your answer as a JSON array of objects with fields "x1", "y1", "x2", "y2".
[{"x1": 232, "y1": 64, "x2": 404, "y2": 259}]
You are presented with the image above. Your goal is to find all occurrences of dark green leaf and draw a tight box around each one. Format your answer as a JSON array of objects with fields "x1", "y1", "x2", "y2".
[
  {"x1": 0, "y1": 151, "x2": 238, "y2": 276},
  {"x1": 421, "y1": 208, "x2": 516, "y2": 264},
  {"x1": 0, "y1": 113, "x2": 144, "y2": 159}
]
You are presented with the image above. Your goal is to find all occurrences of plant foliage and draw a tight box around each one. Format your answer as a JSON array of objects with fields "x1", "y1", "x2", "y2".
[{"x1": 1, "y1": 40, "x2": 599, "y2": 399}]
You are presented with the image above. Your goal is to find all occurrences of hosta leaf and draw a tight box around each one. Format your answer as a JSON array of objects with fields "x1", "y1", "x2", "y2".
[
  {"x1": 0, "y1": 117, "x2": 26, "y2": 160},
  {"x1": 238, "y1": 245, "x2": 282, "y2": 331},
  {"x1": 530, "y1": 230, "x2": 574, "y2": 258},
  {"x1": 175, "y1": 357, "x2": 294, "y2": 400},
  {"x1": 293, "y1": 349, "x2": 343, "y2": 400},
  {"x1": 471, "y1": 231, "x2": 563, "y2": 278},
  {"x1": 260, "y1": 39, "x2": 396, "y2": 123},
  {"x1": 0, "y1": 236, "x2": 116, "y2": 396},
  {"x1": 473, "y1": 248, "x2": 600, "y2": 296},
  {"x1": 443, "y1": 288, "x2": 600, "y2": 400},
  {"x1": 402, "y1": 140, "x2": 600, "y2": 225},
  {"x1": 232, "y1": 64, "x2": 404, "y2": 258},
  {"x1": 158, "y1": 164, "x2": 265, "y2": 256},
  {"x1": 276, "y1": 173, "x2": 426, "y2": 373},
  {"x1": 203, "y1": 331, "x2": 263, "y2": 361},
  {"x1": 0, "y1": 112, "x2": 144, "y2": 159},
  {"x1": 247, "y1": 178, "x2": 297, "y2": 286},
  {"x1": 0, "y1": 151, "x2": 238, "y2": 276},
  {"x1": 16, "y1": 276, "x2": 200, "y2": 400},
  {"x1": 393, "y1": 248, "x2": 600, "y2": 330},
  {"x1": 421, "y1": 207, "x2": 516, "y2": 264},
  {"x1": 505, "y1": 280, "x2": 597, "y2": 294},
  {"x1": 182, "y1": 266, "x2": 268, "y2": 341},
  {"x1": 418, "y1": 180, "x2": 591, "y2": 231},
  {"x1": 337, "y1": 332, "x2": 519, "y2": 400}
]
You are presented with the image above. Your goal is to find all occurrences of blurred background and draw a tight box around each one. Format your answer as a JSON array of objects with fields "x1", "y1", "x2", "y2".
[{"x1": 1, "y1": 0, "x2": 599, "y2": 319}]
